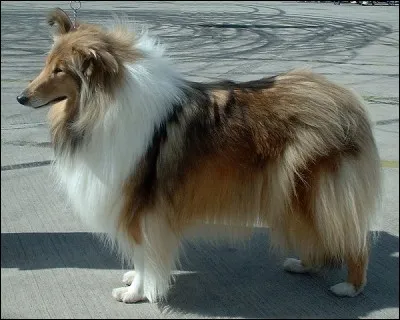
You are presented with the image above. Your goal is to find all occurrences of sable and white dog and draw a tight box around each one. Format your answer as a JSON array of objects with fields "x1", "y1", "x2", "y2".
[{"x1": 17, "y1": 8, "x2": 381, "y2": 303}]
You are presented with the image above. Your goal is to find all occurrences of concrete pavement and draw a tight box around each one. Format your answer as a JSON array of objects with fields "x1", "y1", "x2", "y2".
[{"x1": 1, "y1": 1, "x2": 398, "y2": 318}]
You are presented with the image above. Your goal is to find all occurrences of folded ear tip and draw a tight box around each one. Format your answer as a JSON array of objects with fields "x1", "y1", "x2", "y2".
[
  {"x1": 49, "y1": 7, "x2": 66, "y2": 14},
  {"x1": 47, "y1": 7, "x2": 73, "y2": 35},
  {"x1": 47, "y1": 7, "x2": 64, "y2": 20}
]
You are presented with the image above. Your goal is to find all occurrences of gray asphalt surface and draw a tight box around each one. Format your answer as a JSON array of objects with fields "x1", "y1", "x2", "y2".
[{"x1": 1, "y1": 1, "x2": 399, "y2": 319}]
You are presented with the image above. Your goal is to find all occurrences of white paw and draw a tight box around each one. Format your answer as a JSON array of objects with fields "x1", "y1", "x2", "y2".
[
  {"x1": 330, "y1": 282, "x2": 363, "y2": 297},
  {"x1": 283, "y1": 258, "x2": 310, "y2": 273},
  {"x1": 112, "y1": 287, "x2": 129, "y2": 301},
  {"x1": 112, "y1": 287, "x2": 146, "y2": 303},
  {"x1": 122, "y1": 271, "x2": 136, "y2": 286}
]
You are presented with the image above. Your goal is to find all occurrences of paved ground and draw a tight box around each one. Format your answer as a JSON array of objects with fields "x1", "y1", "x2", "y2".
[{"x1": 1, "y1": 1, "x2": 398, "y2": 319}]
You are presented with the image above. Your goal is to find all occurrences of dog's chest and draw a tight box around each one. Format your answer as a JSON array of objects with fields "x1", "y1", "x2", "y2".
[{"x1": 56, "y1": 160, "x2": 124, "y2": 235}]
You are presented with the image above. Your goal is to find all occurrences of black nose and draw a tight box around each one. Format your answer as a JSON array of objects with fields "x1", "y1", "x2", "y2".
[{"x1": 16, "y1": 95, "x2": 29, "y2": 105}]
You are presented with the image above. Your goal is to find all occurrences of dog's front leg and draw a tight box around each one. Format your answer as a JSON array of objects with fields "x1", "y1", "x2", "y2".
[
  {"x1": 112, "y1": 213, "x2": 179, "y2": 303},
  {"x1": 112, "y1": 245, "x2": 146, "y2": 303}
]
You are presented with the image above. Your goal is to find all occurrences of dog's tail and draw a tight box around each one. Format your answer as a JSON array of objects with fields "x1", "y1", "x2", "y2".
[{"x1": 314, "y1": 137, "x2": 381, "y2": 261}]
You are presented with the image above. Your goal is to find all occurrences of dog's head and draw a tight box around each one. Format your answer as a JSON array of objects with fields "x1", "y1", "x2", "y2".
[{"x1": 16, "y1": 8, "x2": 138, "y2": 109}]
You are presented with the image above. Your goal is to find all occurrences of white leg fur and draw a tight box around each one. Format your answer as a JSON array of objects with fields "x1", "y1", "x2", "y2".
[
  {"x1": 283, "y1": 258, "x2": 318, "y2": 273},
  {"x1": 330, "y1": 282, "x2": 365, "y2": 297},
  {"x1": 122, "y1": 270, "x2": 136, "y2": 286},
  {"x1": 112, "y1": 246, "x2": 146, "y2": 303},
  {"x1": 113, "y1": 213, "x2": 180, "y2": 303},
  {"x1": 141, "y1": 212, "x2": 180, "y2": 303}
]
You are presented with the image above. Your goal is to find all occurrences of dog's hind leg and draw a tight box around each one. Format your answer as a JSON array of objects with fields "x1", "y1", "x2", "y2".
[
  {"x1": 309, "y1": 153, "x2": 378, "y2": 297},
  {"x1": 330, "y1": 252, "x2": 368, "y2": 297}
]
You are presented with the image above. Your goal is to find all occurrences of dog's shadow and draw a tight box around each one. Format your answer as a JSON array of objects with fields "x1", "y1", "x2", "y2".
[
  {"x1": 161, "y1": 229, "x2": 399, "y2": 319},
  {"x1": 1, "y1": 230, "x2": 398, "y2": 318}
]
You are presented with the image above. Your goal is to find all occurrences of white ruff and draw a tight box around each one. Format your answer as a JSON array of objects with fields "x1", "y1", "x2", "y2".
[{"x1": 54, "y1": 34, "x2": 184, "y2": 253}]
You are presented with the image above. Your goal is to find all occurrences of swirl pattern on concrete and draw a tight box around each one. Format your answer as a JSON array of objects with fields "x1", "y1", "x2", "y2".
[{"x1": 1, "y1": 3, "x2": 391, "y2": 67}]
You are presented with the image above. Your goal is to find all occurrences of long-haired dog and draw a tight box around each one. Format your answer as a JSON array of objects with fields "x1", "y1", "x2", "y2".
[{"x1": 17, "y1": 8, "x2": 381, "y2": 303}]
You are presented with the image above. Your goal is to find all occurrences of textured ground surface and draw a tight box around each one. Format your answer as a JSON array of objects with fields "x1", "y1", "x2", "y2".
[{"x1": 1, "y1": 1, "x2": 398, "y2": 319}]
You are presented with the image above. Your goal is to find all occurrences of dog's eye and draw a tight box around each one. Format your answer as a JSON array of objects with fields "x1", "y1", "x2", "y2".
[{"x1": 53, "y1": 68, "x2": 63, "y2": 74}]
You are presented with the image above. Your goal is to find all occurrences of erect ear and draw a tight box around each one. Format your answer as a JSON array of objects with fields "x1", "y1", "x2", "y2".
[
  {"x1": 47, "y1": 8, "x2": 74, "y2": 37},
  {"x1": 81, "y1": 48, "x2": 119, "y2": 78}
]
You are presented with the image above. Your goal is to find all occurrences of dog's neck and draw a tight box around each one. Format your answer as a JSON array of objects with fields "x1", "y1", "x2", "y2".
[{"x1": 56, "y1": 54, "x2": 185, "y2": 188}]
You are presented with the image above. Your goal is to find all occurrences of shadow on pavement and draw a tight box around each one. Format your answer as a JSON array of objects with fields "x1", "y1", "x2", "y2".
[
  {"x1": 164, "y1": 230, "x2": 399, "y2": 318},
  {"x1": 1, "y1": 232, "x2": 121, "y2": 270},
  {"x1": 1, "y1": 230, "x2": 398, "y2": 318}
]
